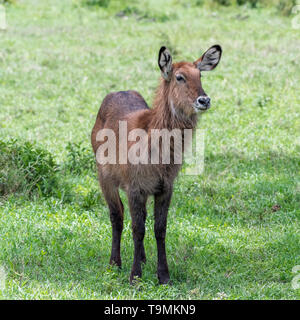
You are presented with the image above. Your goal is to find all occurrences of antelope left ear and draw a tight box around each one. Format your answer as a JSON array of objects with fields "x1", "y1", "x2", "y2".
[
  {"x1": 158, "y1": 46, "x2": 173, "y2": 81},
  {"x1": 194, "y1": 45, "x2": 222, "y2": 72}
]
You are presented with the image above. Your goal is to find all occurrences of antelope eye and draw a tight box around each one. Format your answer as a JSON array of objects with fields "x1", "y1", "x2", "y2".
[{"x1": 176, "y1": 74, "x2": 185, "y2": 82}]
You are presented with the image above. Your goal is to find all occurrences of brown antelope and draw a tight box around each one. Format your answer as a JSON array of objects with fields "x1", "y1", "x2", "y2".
[{"x1": 91, "y1": 45, "x2": 222, "y2": 284}]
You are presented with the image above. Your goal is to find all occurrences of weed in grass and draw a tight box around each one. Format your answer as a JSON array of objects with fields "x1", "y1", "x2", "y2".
[
  {"x1": 83, "y1": 0, "x2": 110, "y2": 8},
  {"x1": 0, "y1": 139, "x2": 58, "y2": 198},
  {"x1": 64, "y1": 141, "x2": 95, "y2": 175}
]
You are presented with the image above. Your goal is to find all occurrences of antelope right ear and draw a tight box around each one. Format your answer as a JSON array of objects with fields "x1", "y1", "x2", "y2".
[
  {"x1": 158, "y1": 46, "x2": 173, "y2": 81},
  {"x1": 194, "y1": 45, "x2": 222, "y2": 71}
]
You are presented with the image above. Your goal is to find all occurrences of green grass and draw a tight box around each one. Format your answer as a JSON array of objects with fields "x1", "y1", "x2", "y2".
[{"x1": 0, "y1": 0, "x2": 299, "y2": 299}]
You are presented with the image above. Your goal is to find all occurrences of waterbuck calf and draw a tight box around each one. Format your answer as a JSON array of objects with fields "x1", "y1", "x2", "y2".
[{"x1": 91, "y1": 45, "x2": 222, "y2": 284}]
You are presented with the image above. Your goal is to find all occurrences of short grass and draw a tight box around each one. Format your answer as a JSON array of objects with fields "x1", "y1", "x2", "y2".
[{"x1": 0, "y1": 0, "x2": 299, "y2": 299}]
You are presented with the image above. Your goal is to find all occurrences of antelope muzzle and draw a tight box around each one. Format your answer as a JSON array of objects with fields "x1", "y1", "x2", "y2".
[{"x1": 195, "y1": 96, "x2": 211, "y2": 111}]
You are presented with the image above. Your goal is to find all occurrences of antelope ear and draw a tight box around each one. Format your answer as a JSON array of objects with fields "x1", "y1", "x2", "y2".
[
  {"x1": 194, "y1": 45, "x2": 222, "y2": 71},
  {"x1": 158, "y1": 46, "x2": 173, "y2": 81}
]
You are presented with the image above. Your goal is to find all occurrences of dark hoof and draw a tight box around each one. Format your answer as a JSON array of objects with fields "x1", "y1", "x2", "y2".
[
  {"x1": 109, "y1": 258, "x2": 122, "y2": 268},
  {"x1": 130, "y1": 270, "x2": 142, "y2": 285},
  {"x1": 159, "y1": 277, "x2": 171, "y2": 285},
  {"x1": 158, "y1": 271, "x2": 170, "y2": 285}
]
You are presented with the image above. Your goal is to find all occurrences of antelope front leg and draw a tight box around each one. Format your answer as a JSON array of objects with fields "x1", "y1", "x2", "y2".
[
  {"x1": 154, "y1": 186, "x2": 173, "y2": 284},
  {"x1": 128, "y1": 189, "x2": 147, "y2": 284}
]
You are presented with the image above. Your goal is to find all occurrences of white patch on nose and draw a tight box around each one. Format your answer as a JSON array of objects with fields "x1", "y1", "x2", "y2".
[{"x1": 194, "y1": 96, "x2": 210, "y2": 112}]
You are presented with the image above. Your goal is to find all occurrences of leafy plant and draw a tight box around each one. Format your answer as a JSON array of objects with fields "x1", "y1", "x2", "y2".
[{"x1": 0, "y1": 139, "x2": 58, "y2": 198}]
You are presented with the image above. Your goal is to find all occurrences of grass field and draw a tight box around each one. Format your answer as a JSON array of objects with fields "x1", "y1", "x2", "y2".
[{"x1": 0, "y1": 0, "x2": 299, "y2": 299}]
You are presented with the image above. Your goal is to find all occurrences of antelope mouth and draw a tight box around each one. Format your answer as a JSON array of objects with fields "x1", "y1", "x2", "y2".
[{"x1": 193, "y1": 103, "x2": 211, "y2": 112}]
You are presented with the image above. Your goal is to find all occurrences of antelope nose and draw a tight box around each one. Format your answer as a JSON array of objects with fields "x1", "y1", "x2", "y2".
[{"x1": 197, "y1": 96, "x2": 211, "y2": 109}]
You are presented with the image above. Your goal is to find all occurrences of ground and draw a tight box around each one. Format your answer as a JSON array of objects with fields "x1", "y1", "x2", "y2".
[{"x1": 0, "y1": 0, "x2": 299, "y2": 299}]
